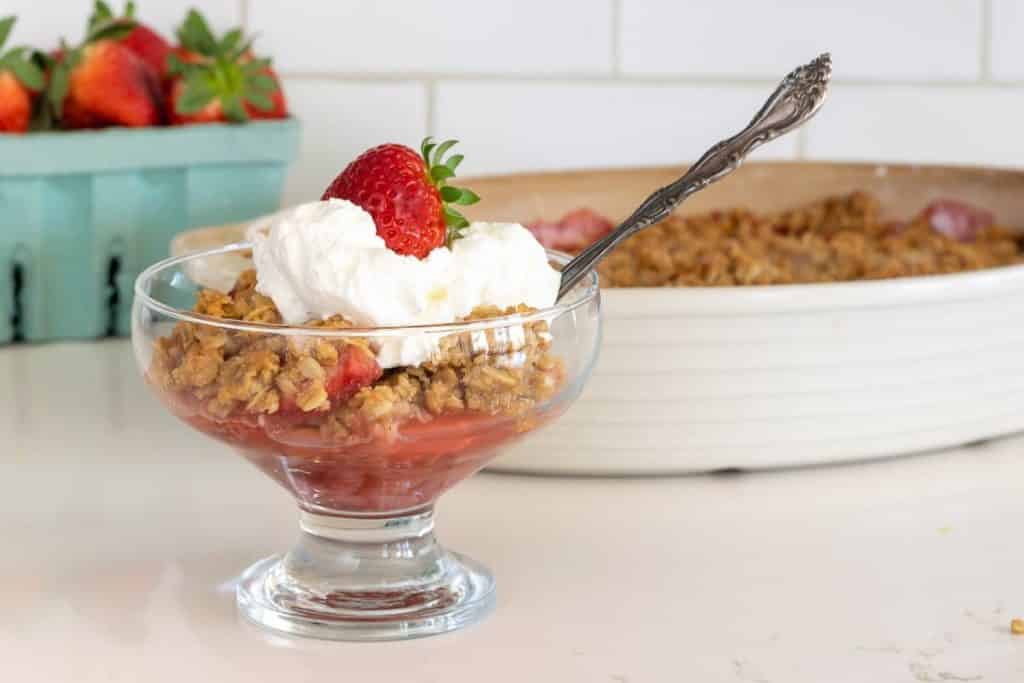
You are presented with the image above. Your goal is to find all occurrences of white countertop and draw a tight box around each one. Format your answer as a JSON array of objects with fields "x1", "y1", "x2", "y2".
[{"x1": 1, "y1": 340, "x2": 1022, "y2": 682}]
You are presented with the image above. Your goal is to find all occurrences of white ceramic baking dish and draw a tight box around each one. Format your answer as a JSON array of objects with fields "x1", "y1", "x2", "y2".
[{"x1": 173, "y1": 162, "x2": 1024, "y2": 474}]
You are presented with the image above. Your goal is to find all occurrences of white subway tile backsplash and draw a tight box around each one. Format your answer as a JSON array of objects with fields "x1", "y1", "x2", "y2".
[
  {"x1": 7, "y1": 0, "x2": 241, "y2": 49},
  {"x1": 620, "y1": 0, "x2": 981, "y2": 81},
  {"x1": 249, "y1": 0, "x2": 613, "y2": 74},
  {"x1": 435, "y1": 82, "x2": 798, "y2": 177},
  {"x1": 281, "y1": 79, "x2": 428, "y2": 206},
  {"x1": 990, "y1": 0, "x2": 1024, "y2": 81},
  {"x1": 803, "y1": 85, "x2": 1024, "y2": 166},
  {"x1": 123, "y1": 1, "x2": 241, "y2": 38},
  {"x1": 4, "y1": 0, "x2": 79, "y2": 48},
  {"x1": 5, "y1": 0, "x2": 1021, "y2": 187}
]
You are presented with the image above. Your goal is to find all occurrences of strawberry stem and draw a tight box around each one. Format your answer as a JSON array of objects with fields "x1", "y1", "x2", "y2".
[{"x1": 419, "y1": 137, "x2": 480, "y2": 246}]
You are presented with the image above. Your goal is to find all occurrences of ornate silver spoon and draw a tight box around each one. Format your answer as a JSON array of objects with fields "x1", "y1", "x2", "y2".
[{"x1": 557, "y1": 53, "x2": 832, "y2": 299}]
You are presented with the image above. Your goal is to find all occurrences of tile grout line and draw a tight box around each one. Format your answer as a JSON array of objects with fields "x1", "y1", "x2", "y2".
[
  {"x1": 980, "y1": 0, "x2": 993, "y2": 82},
  {"x1": 277, "y1": 71, "x2": 783, "y2": 84},
  {"x1": 276, "y1": 71, "x2": 1024, "y2": 89},
  {"x1": 425, "y1": 80, "x2": 437, "y2": 136},
  {"x1": 239, "y1": 0, "x2": 250, "y2": 31},
  {"x1": 610, "y1": 0, "x2": 622, "y2": 76},
  {"x1": 794, "y1": 128, "x2": 808, "y2": 161}
]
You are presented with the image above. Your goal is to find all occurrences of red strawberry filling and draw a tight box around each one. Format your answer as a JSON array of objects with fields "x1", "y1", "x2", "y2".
[
  {"x1": 527, "y1": 208, "x2": 615, "y2": 252},
  {"x1": 325, "y1": 345, "x2": 383, "y2": 403},
  {"x1": 175, "y1": 394, "x2": 556, "y2": 513},
  {"x1": 277, "y1": 344, "x2": 383, "y2": 415},
  {"x1": 921, "y1": 199, "x2": 995, "y2": 243},
  {"x1": 147, "y1": 136, "x2": 565, "y2": 514}
]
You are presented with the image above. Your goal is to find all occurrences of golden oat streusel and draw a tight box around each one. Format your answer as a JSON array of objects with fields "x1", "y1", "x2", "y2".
[
  {"x1": 151, "y1": 269, "x2": 564, "y2": 440},
  {"x1": 595, "y1": 192, "x2": 1023, "y2": 287},
  {"x1": 323, "y1": 303, "x2": 563, "y2": 440}
]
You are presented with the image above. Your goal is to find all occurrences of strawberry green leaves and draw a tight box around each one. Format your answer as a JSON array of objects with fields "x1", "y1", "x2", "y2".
[
  {"x1": 420, "y1": 137, "x2": 480, "y2": 246},
  {"x1": 0, "y1": 16, "x2": 45, "y2": 92},
  {"x1": 84, "y1": 1, "x2": 136, "y2": 43},
  {"x1": 1, "y1": 47, "x2": 45, "y2": 91},
  {"x1": 88, "y1": 1, "x2": 136, "y2": 33},
  {"x1": 175, "y1": 9, "x2": 219, "y2": 57},
  {"x1": 85, "y1": 20, "x2": 135, "y2": 43},
  {"x1": 174, "y1": 10, "x2": 258, "y2": 66},
  {"x1": 441, "y1": 186, "x2": 480, "y2": 205},
  {"x1": 169, "y1": 9, "x2": 279, "y2": 122},
  {"x1": 0, "y1": 16, "x2": 14, "y2": 49}
]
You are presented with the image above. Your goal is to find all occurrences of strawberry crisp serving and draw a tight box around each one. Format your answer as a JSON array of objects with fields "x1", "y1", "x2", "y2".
[
  {"x1": 149, "y1": 139, "x2": 567, "y2": 512},
  {"x1": 528, "y1": 193, "x2": 1023, "y2": 286}
]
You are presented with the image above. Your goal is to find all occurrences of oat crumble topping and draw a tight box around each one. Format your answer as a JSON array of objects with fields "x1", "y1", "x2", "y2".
[
  {"x1": 595, "y1": 192, "x2": 1023, "y2": 287},
  {"x1": 151, "y1": 269, "x2": 564, "y2": 442}
]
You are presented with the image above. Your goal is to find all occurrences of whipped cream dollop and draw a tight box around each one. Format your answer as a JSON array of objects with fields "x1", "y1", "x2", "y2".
[{"x1": 251, "y1": 199, "x2": 560, "y2": 367}]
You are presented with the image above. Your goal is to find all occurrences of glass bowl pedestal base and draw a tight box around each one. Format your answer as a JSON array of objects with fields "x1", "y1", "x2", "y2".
[{"x1": 236, "y1": 507, "x2": 495, "y2": 641}]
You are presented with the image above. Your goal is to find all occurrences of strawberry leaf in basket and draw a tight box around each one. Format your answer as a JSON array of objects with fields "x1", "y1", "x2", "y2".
[
  {"x1": 170, "y1": 8, "x2": 282, "y2": 122},
  {"x1": 0, "y1": 16, "x2": 15, "y2": 51},
  {"x1": 4, "y1": 50, "x2": 44, "y2": 90},
  {"x1": 0, "y1": 17, "x2": 46, "y2": 92}
]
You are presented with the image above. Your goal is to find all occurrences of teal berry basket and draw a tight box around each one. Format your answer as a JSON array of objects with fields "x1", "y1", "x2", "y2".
[{"x1": 0, "y1": 118, "x2": 300, "y2": 343}]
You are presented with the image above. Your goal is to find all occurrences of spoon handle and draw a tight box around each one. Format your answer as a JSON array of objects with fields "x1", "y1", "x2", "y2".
[{"x1": 557, "y1": 53, "x2": 832, "y2": 299}]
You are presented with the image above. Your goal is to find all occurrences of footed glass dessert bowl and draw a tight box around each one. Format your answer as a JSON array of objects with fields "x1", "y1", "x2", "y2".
[{"x1": 131, "y1": 244, "x2": 601, "y2": 641}]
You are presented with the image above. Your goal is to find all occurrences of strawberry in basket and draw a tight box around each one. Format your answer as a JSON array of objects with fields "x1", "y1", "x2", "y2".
[
  {"x1": 38, "y1": 8, "x2": 163, "y2": 129},
  {"x1": 0, "y1": 16, "x2": 45, "y2": 133},
  {"x1": 165, "y1": 9, "x2": 287, "y2": 124},
  {"x1": 87, "y1": 1, "x2": 172, "y2": 80}
]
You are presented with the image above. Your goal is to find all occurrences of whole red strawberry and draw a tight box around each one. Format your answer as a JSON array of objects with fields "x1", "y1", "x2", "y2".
[
  {"x1": 63, "y1": 40, "x2": 162, "y2": 128},
  {"x1": 322, "y1": 138, "x2": 480, "y2": 258},
  {"x1": 0, "y1": 72, "x2": 32, "y2": 132},
  {"x1": 0, "y1": 16, "x2": 44, "y2": 134},
  {"x1": 38, "y1": 12, "x2": 162, "y2": 129},
  {"x1": 166, "y1": 57, "x2": 287, "y2": 124},
  {"x1": 166, "y1": 10, "x2": 287, "y2": 124},
  {"x1": 88, "y1": 1, "x2": 172, "y2": 80}
]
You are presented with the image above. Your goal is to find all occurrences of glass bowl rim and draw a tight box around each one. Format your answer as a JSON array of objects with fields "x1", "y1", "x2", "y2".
[{"x1": 134, "y1": 242, "x2": 600, "y2": 338}]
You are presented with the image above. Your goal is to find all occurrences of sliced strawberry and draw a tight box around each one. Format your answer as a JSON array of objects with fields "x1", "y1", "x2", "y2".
[
  {"x1": 165, "y1": 9, "x2": 287, "y2": 125},
  {"x1": 325, "y1": 344, "x2": 383, "y2": 401},
  {"x1": 0, "y1": 16, "x2": 45, "y2": 133},
  {"x1": 277, "y1": 344, "x2": 382, "y2": 415},
  {"x1": 527, "y1": 208, "x2": 615, "y2": 252},
  {"x1": 321, "y1": 138, "x2": 480, "y2": 258},
  {"x1": 922, "y1": 199, "x2": 995, "y2": 243}
]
